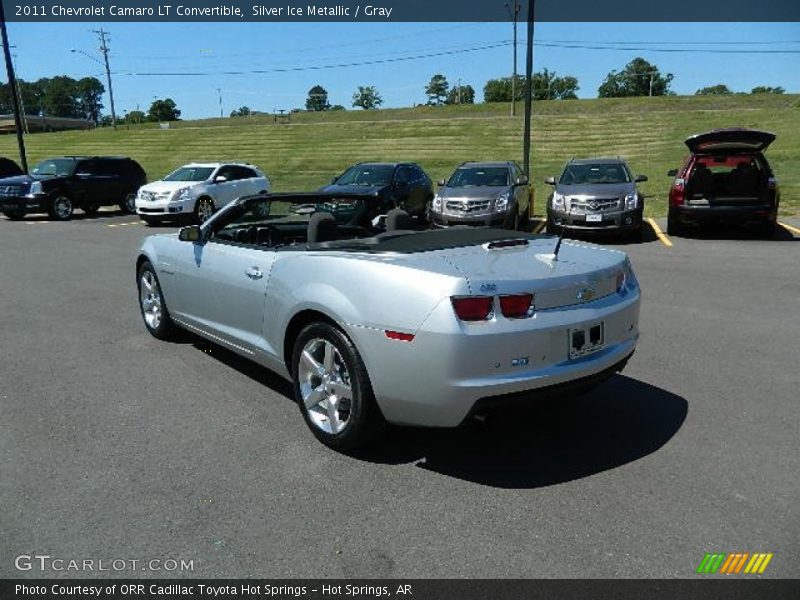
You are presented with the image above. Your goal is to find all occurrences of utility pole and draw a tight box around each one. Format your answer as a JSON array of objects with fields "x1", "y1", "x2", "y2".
[
  {"x1": 505, "y1": 0, "x2": 520, "y2": 117},
  {"x1": 457, "y1": 77, "x2": 462, "y2": 104},
  {"x1": 217, "y1": 87, "x2": 223, "y2": 117},
  {"x1": 0, "y1": 3, "x2": 28, "y2": 171},
  {"x1": 522, "y1": 0, "x2": 535, "y2": 178},
  {"x1": 93, "y1": 28, "x2": 117, "y2": 128},
  {"x1": 649, "y1": 71, "x2": 654, "y2": 97}
]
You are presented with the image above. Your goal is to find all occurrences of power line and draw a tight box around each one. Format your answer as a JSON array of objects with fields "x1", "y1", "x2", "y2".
[{"x1": 115, "y1": 41, "x2": 515, "y2": 77}]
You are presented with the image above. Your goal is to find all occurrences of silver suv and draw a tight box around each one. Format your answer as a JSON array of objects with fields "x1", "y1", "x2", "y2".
[
  {"x1": 430, "y1": 161, "x2": 531, "y2": 230},
  {"x1": 545, "y1": 158, "x2": 647, "y2": 239}
]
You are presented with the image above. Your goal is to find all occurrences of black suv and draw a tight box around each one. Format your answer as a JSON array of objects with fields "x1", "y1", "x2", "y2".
[
  {"x1": 0, "y1": 156, "x2": 147, "y2": 221},
  {"x1": 319, "y1": 162, "x2": 434, "y2": 223}
]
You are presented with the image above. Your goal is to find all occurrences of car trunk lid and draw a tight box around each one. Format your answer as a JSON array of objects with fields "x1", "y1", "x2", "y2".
[{"x1": 685, "y1": 128, "x2": 776, "y2": 154}]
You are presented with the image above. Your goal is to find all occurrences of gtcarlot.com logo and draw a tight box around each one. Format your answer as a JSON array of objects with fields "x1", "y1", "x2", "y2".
[
  {"x1": 15, "y1": 554, "x2": 194, "y2": 572},
  {"x1": 696, "y1": 552, "x2": 773, "y2": 575}
]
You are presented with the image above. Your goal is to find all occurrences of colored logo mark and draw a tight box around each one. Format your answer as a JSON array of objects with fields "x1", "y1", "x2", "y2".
[{"x1": 696, "y1": 552, "x2": 773, "y2": 574}]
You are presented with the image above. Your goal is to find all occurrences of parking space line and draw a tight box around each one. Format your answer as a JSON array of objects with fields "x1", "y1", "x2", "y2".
[
  {"x1": 531, "y1": 220, "x2": 546, "y2": 234},
  {"x1": 778, "y1": 222, "x2": 800, "y2": 236},
  {"x1": 107, "y1": 221, "x2": 142, "y2": 228},
  {"x1": 647, "y1": 217, "x2": 673, "y2": 248}
]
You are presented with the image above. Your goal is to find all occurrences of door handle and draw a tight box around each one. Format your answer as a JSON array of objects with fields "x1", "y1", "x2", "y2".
[{"x1": 245, "y1": 267, "x2": 263, "y2": 280}]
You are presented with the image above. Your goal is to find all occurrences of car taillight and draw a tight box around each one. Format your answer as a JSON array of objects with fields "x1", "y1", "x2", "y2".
[
  {"x1": 451, "y1": 296, "x2": 493, "y2": 321},
  {"x1": 499, "y1": 293, "x2": 534, "y2": 319},
  {"x1": 670, "y1": 178, "x2": 685, "y2": 207}
]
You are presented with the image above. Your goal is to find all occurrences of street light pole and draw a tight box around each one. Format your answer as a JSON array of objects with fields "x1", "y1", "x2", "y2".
[
  {"x1": 505, "y1": 0, "x2": 520, "y2": 117},
  {"x1": 94, "y1": 28, "x2": 117, "y2": 128},
  {"x1": 522, "y1": 0, "x2": 535, "y2": 178},
  {"x1": 217, "y1": 87, "x2": 223, "y2": 117},
  {"x1": 0, "y1": 3, "x2": 28, "y2": 171}
]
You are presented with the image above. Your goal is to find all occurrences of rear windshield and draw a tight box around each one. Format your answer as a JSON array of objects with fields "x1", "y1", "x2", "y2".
[
  {"x1": 448, "y1": 167, "x2": 510, "y2": 187},
  {"x1": 560, "y1": 163, "x2": 630, "y2": 185}
]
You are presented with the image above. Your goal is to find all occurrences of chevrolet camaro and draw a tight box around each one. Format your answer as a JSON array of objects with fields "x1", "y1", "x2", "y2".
[{"x1": 136, "y1": 193, "x2": 641, "y2": 450}]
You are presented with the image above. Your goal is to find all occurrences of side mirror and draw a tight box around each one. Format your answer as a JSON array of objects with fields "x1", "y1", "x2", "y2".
[
  {"x1": 544, "y1": 176, "x2": 556, "y2": 186},
  {"x1": 331, "y1": 176, "x2": 339, "y2": 184},
  {"x1": 635, "y1": 174, "x2": 648, "y2": 182},
  {"x1": 437, "y1": 179, "x2": 446, "y2": 187},
  {"x1": 667, "y1": 169, "x2": 678, "y2": 177},
  {"x1": 515, "y1": 176, "x2": 528, "y2": 186},
  {"x1": 178, "y1": 225, "x2": 203, "y2": 242},
  {"x1": 213, "y1": 175, "x2": 228, "y2": 184}
]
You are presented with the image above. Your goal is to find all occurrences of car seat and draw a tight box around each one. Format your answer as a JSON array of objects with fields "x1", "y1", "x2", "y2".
[{"x1": 307, "y1": 212, "x2": 338, "y2": 243}]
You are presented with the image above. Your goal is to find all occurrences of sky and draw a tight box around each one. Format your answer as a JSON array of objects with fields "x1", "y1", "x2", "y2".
[{"x1": 5, "y1": 21, "x2": 800, "y2": 120}]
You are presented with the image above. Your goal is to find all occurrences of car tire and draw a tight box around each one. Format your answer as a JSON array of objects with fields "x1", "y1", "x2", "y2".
[
  {"x1": 83, "y1": 203, "x2": 100, "y2": 216},
  {"x1": 194, "y1": 196, "x2": 215, "y2": 224},
  {"x1": 626, "y1": 224, "x2": 644, "y2": 243},
  {"x1": 666, "y1": 214, "x2": 683, "y2": 237},
  {"x1": 48, "y1": 194, "x2": 74, "y2": 221},
  {"x1": 292, "y1": 322, "x2": 385, "y2": 451},
  {"x1": 137, "y1": 261, "x2": 178, "y2": 340},
  {"x1": 759, "y1": 220, "x2": 777, "y2": 239},
  {"x1": 120, "y1": 191, "x2": 137, "y2": 214},
  {"x1": 3, "y1": 210, "x2": 25, "y2": 221}
]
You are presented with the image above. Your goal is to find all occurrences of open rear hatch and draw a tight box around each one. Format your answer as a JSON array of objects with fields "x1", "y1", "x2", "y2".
[{"x1": 685, "y1": 128, "x2": 776, "y2": 154}]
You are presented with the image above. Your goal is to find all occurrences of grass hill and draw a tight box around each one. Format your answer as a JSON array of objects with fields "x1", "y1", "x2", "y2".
[{"x1": 1, "y1": 94, "x2": 797, "y2": 217}]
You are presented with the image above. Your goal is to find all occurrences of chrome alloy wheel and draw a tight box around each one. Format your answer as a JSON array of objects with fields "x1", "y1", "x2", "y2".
[
  {"x1": 196, "y1": 198, "x2": 214, "y2": 223},
  {"x1": 53, "y1": 195, "x2": 73, "y2": 219},
  {"x1": 298, "y1": 338, "x2": 353, "y2": 434},
  {"x1": 139, "y1": 270, "x2": 163, "y2": 330}
]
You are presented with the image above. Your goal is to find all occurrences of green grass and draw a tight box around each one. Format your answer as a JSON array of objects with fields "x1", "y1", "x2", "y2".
[{"x1": 1, "y1": 94, "x2": 798, "y2": 217}]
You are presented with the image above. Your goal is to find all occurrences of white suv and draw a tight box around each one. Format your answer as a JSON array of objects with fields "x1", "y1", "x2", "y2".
[{"x1": 135, "y1": 162, "x2": 270, "y2": 224}]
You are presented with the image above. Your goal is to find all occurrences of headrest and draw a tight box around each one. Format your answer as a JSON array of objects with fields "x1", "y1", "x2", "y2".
[
  {"x1": 385, "y1": 208, "x2": 413, "y2": 231},
  {"x1": 307, "y1": 212, "x2": 338, "y2": 243}
]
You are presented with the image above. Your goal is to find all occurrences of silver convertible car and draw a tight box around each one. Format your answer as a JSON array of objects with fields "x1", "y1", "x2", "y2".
[{"x1": 136, "y1": 193, "x2": 641, "y2": 450}]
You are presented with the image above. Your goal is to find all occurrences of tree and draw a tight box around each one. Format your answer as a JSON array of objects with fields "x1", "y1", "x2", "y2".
[
  {"x1": 445, "y1": 84, "x2": 475, "y2": 105},
  {"x1": 695, "y1": 84, "x2": 732, "y2": 95},
  {"x1": 425, "y1": 74, "x2": 449, "y2": 105},
  {"x1": 41, "y1": 76, "x2": 80, "y2": 118},
  {"x1": 532, "y1": 68, "x2": 578, "y2": 100},
  {"x1": 230, "y1": 106, "x2": 251, "y2": 117},
  {"x1": 483, "y1": 75, "x2": 526, "y2": 103},
  {"x1": 148, "y1": 98, "x2": 181, "y2": 122},
  {"x1": 352, "y1": 86, "x2": 382, "y2": 110},
  {"x1": 598, "y1": 57, "x2": 673, "y2": 97},
  {"x1": 751, "y1": 86, "x2": 785, "y2": 94},
  {"x1": 330, "y1": 104, "x2": 346, "y2": 111},
  {"x1": 125, "y1": 110, "x2": 146, "y2": 124},
  {"x1": 305, "y1": 85, "x2": 330, "y2": 111},
  {"x1": 75, "y1": 77, "x2": 105, "y2": 123}
]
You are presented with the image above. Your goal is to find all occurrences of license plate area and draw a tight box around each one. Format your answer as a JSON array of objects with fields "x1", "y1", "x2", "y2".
[
  {"x1": 569, "y1": 322, "x2": 605, "y2": 359},
  {"x1": 585, "y1": 214, "x2": 602, "y2": 222}
]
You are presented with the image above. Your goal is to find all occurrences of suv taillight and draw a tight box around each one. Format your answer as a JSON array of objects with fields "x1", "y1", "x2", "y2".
[
  {"x1": 669, "y1": 178, "x2": 685, "y2": 207},
  {"x1": 451, "y1": 296, "x2": 493, "y2": 321},
  {"x1": 499, "y1": 293, "x2": 534, "y2": 318}
]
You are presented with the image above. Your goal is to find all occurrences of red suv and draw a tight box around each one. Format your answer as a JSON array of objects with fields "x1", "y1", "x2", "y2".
[{"x1": 666, "y1": 128, "x2": 779, "y2": 236}]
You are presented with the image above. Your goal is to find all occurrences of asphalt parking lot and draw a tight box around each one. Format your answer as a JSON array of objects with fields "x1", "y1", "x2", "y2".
[{"x1": 1, "y1": 210, "x2": 798, "y2": 579}]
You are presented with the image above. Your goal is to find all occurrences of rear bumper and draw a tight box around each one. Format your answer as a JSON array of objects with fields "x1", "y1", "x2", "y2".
[
  {"x1": 550, "y1": 208, "x2": 643, "y2": 231},
  {"x1": 670, "y1": 203, "x2": 776, "y2": 225},
  {"x1": 351, "y1": 288, "x2": 641, "y2": 427}
]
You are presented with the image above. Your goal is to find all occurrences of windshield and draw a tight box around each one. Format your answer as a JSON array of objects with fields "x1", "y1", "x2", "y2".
[
  {"x1": 31, "y1": 158, "x2": 77, "y2": 177},
  {"x1": 335, "y1": 165, "x2": 394, "y2": 186},
  {"x1": 559, "y1": 163, "x2": 631, "y2": 185},
  {"x1": 448, "y1": 167, "x2": 509, "y2": 187},
  {"x1": 163, "y1": 166, "x2": 215, "y2": 182}
]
